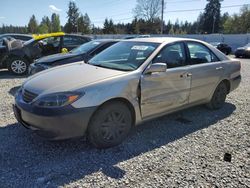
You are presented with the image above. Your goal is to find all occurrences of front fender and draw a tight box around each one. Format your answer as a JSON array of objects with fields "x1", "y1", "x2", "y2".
[{"x1": 71, "y1": 72, "x2": 142, "y2": 123}]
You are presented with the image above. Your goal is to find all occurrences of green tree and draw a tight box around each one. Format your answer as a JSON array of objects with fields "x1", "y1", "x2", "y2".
[
  {"x1": 220, "y1": 12, "x2": 229, "y2": 32},
  {"x1": 64, "y1": 1, "x2": 79, "y2": 33},
  {"x1": 103, "y1": 18, "x2": 116, "y2": 34},
  {"x1": 51, "y1": 13, "x2": 61, "y2": 32},
  {"x1": 202, "y1": 0, "x2": 223, "y2": 33},
  {"x1": 131, "y1": 18, "x2": 140, "y2": 34},
  {"x1": 77, "y1": 13, "x2": 91, "y2": 34},
  {"x1": 37, "y1": 23, "x2": 49, "y2": 33},
  {"x1": 223, "y1": 5, "x2": 250, "y2": 34},
  {"x1": 28, "y1": 15, "x2": 38, "y2": 33},
  {"x1": 239, "y1": 5, "x2": 250, "y2": 33},
  {"x1": 41, "y1": 16, "x2": 51, "y2": 32}
]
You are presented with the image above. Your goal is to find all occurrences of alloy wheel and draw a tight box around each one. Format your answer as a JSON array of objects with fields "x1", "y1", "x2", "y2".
[{"x1": 11, "y1": 60, "x2": 27, "y2": 74}]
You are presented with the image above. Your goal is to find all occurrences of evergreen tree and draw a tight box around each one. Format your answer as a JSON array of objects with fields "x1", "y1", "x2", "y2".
[
  {"x1": 202, "y1": 0, "x2": 223, "y2": 33},
  {"x1": 51, "y1": 13, "x2": 61, "y2": 32},
  {"x1": 37, "y1": 23, "x2": 49, "y2": 33},
  {"x1": 83, "y1": 13, "x2": 91, "y2": 34},
  {"x1": 77, "y1": 13, "x2": 91, "y2": 34},
  {"x1": 41, "y1": 16, "x2": 51, "y2": 32},
  {"x1": 103, "y1": 18, "x2": 116, "y2": 34},
  {"x1": 64, "y1": 1, "x2": 79, "y2": 33},
  {"x1": 28, "y1": 15, "x2": 38, "y2": 33}
]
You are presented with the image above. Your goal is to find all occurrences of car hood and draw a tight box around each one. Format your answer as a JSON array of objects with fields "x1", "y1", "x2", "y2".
[
  {"x1": 23, "y1": 62, "x2": 128, "y2": 95},
  {"x1": 35, "y1": 52, "x2": 81, "y2": 64}
]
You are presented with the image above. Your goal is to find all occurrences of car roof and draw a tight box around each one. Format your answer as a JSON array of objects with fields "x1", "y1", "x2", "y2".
[
  {"x1": 124, "y1": 37, "x2": 204, "y2": 44},
  {"x1": 93, "y1": 39, "x2": 122, "y2": 43},
  {"x1": 65, "y1": 34, "x2": 91, "y2": 39},
  {"x1": 0, "y1": 33, "x2": 32, "y2": 37}
]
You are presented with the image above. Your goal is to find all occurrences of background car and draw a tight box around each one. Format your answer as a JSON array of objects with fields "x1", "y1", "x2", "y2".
[
  {"x1": 29, "y1": 39, "x2": 120, "y2": 75},
  {"x1": 210, "y1": 42, "x2": 232, "y2": 55},
  {"x1": 14, "y1": 38, "x2": 241, "y2": 148},
  {"x1": 235, "y1": 43, "x2": 250, "y2": 58},
  {"x1": 0, "y1": 32, "x2": 91, "y2": 75}
]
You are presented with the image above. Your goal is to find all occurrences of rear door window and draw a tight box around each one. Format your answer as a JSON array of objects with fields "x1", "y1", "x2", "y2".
[{"x1": 187, "y1": 42, "x2": 219, "y2": 64}]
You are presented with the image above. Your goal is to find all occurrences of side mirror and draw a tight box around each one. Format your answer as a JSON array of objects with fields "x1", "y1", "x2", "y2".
[
  {"x1": 145, "y1": 63, "x2": 167, "y2": 74},
  {"x1": 61, "y1": 48, "x2": 68, "y2": 53}
]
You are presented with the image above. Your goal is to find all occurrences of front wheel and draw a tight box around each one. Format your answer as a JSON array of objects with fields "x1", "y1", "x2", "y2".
[
  {"x1": 7, "y1": 57, "x2": 29, "y2": 75},
  {"x1": 88, "y1": 102, "x2": 132, "y2": 148},
  {"x1": 207, "y1": 82, "x2": 228, "y2": 110}
]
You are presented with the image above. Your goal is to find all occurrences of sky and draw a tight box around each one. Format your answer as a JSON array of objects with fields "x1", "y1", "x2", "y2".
[{"x1": 0, "y1": 0, "x2": 249, "y2": 28}]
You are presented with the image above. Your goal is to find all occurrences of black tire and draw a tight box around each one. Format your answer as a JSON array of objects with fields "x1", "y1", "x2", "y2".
[
  {"x1": 88, "y1": 101, "x2": 132, "y2": 148},
  {"x1": 207, "y1": 82, "x2": 228, "y2": 110},
  {"x1": 7, "y1": 56, "x2": 29, "y2": 75}
]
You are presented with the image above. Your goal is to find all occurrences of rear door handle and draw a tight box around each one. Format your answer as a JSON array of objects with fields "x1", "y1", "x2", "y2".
[{"x1": 216, "y1": 67, "x2": 223, "y2": 70}]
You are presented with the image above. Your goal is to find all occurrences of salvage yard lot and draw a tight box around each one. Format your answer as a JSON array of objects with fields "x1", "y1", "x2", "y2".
[{"x1": 0, "y1": 57, "x2": 249, "y2": 187}]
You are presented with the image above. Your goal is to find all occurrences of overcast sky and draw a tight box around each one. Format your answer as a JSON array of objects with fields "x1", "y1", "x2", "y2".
[{"x1": 0, "y1": 0, "x2": 249, "y2": 27}]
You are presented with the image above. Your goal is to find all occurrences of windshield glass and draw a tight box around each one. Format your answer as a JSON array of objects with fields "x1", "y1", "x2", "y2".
[
  {"x1": 71, "y1": 41, "x2": 101, "y2": 54},
  {"x1": 88, "y1": 41, "x2": 159, "y2": 71}
]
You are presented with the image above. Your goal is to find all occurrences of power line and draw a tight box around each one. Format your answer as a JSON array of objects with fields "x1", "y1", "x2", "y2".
[
  {"x1": 92, "y1": 17, "x2": 134, "y2": 24},
  {"x1": 80, "y1": 0, "x2": 125, "y2": 9},
  {"x1": 166, "y1": 0, "x2": 201, "y2": 4},
  {"x1": 165, "y1": 4, "x2": 250, "y2": 13},
  {"x1": 91, "y1": 3, "x2": 249, "y2": 24},
  {"x1": 92, "y1": 11, "x2": 132, "y2": 21}
]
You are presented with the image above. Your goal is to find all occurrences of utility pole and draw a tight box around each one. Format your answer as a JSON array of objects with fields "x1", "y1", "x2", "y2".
[
  {"x1": 161, "y1": 0, "x2": 164, "y2": 34},
  {"x1": 212, "y1": 15, "x2": 216, "y2": 33}
]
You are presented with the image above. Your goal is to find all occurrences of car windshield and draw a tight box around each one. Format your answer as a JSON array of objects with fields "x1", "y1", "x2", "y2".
[
  {"x1": 88, "y1": 41, "x2": 159, "y2": 71},
  {"x1": 71, "y1": 41, "x2": 101, "y2": 54}
]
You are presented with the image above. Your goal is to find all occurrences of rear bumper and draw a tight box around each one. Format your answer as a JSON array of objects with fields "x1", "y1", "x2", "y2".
[
  {"x1": 230, "y1": 75, "x2": 241, "y2": 92},
  {"x1": 14, "y1": 90, "x2": 97, "y2": 140}
]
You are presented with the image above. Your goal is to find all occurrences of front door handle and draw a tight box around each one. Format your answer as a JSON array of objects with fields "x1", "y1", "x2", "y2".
[
  {"x1": 180, "y1": 73, "x2": 192, "y2": 78},
  {"x1": 216, "y1": 67, "x2": 223, "y2": 70}
]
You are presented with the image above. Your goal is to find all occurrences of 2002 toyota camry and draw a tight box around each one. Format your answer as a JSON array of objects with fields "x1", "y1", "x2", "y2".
[{"x1": 13, "y1": 37, "x2": 241, "y2": 148}]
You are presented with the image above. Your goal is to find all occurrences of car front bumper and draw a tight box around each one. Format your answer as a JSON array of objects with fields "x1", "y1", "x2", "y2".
[{"x1": 14, "y1": 90, "x2": 97, "y2": 140}]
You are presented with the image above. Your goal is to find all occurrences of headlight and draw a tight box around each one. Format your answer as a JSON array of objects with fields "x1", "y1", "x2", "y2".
[
  {"x1": 40, "y1": 64, "x2": 50, "y2": 69},
  {"x1": 33, "y1": 92, "x2": 83, "y2": 107}
]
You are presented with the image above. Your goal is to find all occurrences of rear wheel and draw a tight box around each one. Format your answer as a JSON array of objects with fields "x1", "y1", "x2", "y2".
[
  {"x1": 88, "y1": 102, "x2": 132, "y2": 148},
  {"x1": 7, "y1": 57, "x2": 29, "y2": 75},
  {"x1": 207, "y1": 82, "x2": 228, "y2": 110}
]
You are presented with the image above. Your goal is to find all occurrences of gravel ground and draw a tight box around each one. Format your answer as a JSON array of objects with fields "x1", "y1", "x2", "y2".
[{"x1": 0, "y1": 57, "x2": 249, "y2": 188}]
